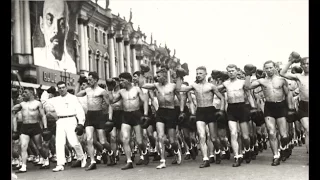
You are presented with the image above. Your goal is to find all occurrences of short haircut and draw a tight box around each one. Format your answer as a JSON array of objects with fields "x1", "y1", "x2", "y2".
[
  {"x1": 196, "y1": 66, "x2": 207, "y2": 72},
  {"x1": 301, "y1": 57, "x2": 309, "y2": 64},
  {"x1": 25, "y1": 87, "x2": 35, "y2": 95},
  {"x1": 263, "y1": 60, "x2": 276, "y2": 67},
  {"x1": 226, "y1": 64, "x2": 238, "y2": 70},
  {"x1": 133, "y1": 71, "x2": 141, "y2": 77},
  {"x1": 119, "y1": 72, "x2": 132, "y2": 82},
  {"x1": 88, "y1": 71, "x2": 99, "y2": 80},
  {"x1": 82, "y1": 78, "x2": 88, "y2": 84},
  {"x1": 67, "y1": 89, "x2": 75, "y2": 95},
  {"x1": 112, "y1": 77, "x2": 120, "y2": 82},
  {"x1": 47, "y1": 86, "x2": 56, "y2": 94},
  {"x1": 156, "y1": 68, "x2": 167, "y2": 74},
  {"x1": 57, "y1": 81, "x2": 66, "y2": 87}
]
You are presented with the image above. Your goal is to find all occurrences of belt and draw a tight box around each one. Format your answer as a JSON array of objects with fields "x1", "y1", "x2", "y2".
[{"x1": 58, "y1": 115, "x2": 76, "y2": 119}]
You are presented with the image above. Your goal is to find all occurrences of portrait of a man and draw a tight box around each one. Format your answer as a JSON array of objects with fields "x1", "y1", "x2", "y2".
[{"x1": 33, "y1": 0, "x2": 76, "y2": 74}]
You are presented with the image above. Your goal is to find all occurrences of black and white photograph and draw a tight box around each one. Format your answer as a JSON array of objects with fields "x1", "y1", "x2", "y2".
[{"x1": 11, "y1": 0, "x2": 308, "y2": 179}]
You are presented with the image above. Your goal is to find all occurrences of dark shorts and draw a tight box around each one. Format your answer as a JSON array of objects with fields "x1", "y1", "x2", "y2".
[
  {"x1": 47, "y1": 121, "x2": 56, "y2": 135},
  {"x1": 156, "y1": 108, "x2": 177, "y2": 129},
  {"x1": 85, "y1": 111, "x2": 106, "y2": 129},
  {"x1": 20, "y1": 123, "x2": 42, "y2": 137},
  {"x1": 298, "y1": 101, "x2": 309, "y2": 119},
  {"x1": 253, "y1": 111, "x2": 265, "y2": 126},
  {"x1": 227, "y1": 102, "x2": 250, "y2": 123},
  {"x1": 196, "y1": 106, "x2": 217, "y2": 124},
  {"x1": 175, "y1": 106, "x2": 190, "y2": 130},
  {"x1": 122, "y1": 110, "x2": 142, "y2": 127},
  {"x1": 264, "y1": 101, "x2": 287, "y2": 119},
  {"x1": 217, "y1": 110, "x2": 228, "y2": 129},
  {"x1": 113, "y1": 110, "x2": 123, "y2": 130}
]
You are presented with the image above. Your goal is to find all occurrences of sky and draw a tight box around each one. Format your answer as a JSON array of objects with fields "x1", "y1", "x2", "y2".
[{"x1": 95, "y1": 0, "x2": 308, "y2": 83}]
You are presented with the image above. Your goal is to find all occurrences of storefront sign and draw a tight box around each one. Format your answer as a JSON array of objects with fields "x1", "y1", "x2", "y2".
[{"x1": 37, "y1": 67, "x2": 79, "y2": 88}]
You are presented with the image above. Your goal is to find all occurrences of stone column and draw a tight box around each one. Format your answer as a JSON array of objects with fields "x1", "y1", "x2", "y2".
[
  {"x1": 108, "y1": 27, "x2": 116, "y2": 78},
  {"x1": 12, "y1": 0, "x2": 21, "y2": 53},
  {"x1": 130, "y1": 44, "x2": 139, "y2": 73},
  {"x1": 116, "y1": 36, "x2": 124, "y2": 74},
  {"x1": 23, "y1": 0, "x2": 31, "y2": 56},
  {"x1": 152, "y1": 64, "x2": 157, "y2": 76},
  {"x1": 124, "y1": 40, "x2": 131, "y2": 73},
  {"x1": 105, "y1": 60, "x2": 110, "y2": 79},
  {"x1": 78, "y1": 21, "x2": 86, "y2": 72},
  {"x1": 83, "y1": 24, "x2": 89, "y2": 71},
  {"x1": 20, "y1": 0, "x2": 25, "y2": 53}
]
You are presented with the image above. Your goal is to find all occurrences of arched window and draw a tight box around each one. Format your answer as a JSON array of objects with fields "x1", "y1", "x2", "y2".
[
  {"x1": 103, "y1": 33, "x2": 106, "y2": 45},
  {"x1": 95, "y1": 29, "x2": 99, "y2": 43}
]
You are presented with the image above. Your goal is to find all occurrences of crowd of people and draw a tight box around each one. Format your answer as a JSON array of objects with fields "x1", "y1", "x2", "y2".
[{"x1": 11, "y1": 51, "x2": 308, "y2": 174}]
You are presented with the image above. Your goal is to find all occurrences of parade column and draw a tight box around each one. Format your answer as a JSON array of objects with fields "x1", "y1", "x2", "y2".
[
  {"x1": 108, "y1": 25, "x2": 116, "y2": 78},
  {"x1": 12, "y1": 0, "x2": 21, "y2": 54},
  {"x1": 116, "y1": 29, "x2": 125, "y2": 74}
]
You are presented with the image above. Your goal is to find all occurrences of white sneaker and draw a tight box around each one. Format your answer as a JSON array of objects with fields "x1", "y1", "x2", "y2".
[
  {"x1": 52, "y1": 165, "x2": 64, "y2": 172},
  {"x1": 156, "y1": 160, "x2": 166, "y2": 169},
  {"x1": 81, "y1": 154, "x2": 87, "y2": 168},
  {"x1": 66, "y1": 156, "x2": 72, "y2": 163},
  {"x1": 37, "y1": 157, "x2": 44, "y2": 165},
  {"x1": 175, "y1": 150, "x2": 182, "y2": 165},
  {"x1": 33, "y1": 156, "x2": 40, "y2": 163},
  {"x1": 27, "y1": 155, "x2": 34, "y2": 162},
  {"x1": 12, "y1": 158, "x2": 19, "y2": 166}
]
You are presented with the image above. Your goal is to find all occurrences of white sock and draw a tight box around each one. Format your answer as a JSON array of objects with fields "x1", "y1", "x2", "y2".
[
  {"x1": 186, "y1": 152, "x2": 190, "y2": 155},
  {"x1": 91, "y1": 160, "x2": 96, "y2": 164},
  {"x1": 209, "y1": 154, "x2": 215, "y2": 158},
  {"x1": 203, "y1": 157, "x2": 209, "y2": 161},
  {"x1": 127, "y1": 159, "x2": 132, "y2": 163},
  {"x1": 140, "y1": 155, "x2": 144, "y2": 160}
]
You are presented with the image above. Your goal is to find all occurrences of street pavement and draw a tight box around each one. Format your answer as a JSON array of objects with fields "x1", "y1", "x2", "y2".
[{"x1": 12, "y1": 146, "x2": 308, "y2": 180}]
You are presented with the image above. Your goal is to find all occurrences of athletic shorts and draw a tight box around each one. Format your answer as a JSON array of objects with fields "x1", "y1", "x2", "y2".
[
  {"x1": 175, "y1": 106, "x2": 190, "y2": 130},
  {"x1": 17, "y1": 122, "x2": 22, "y2": 133},
  {"x1": 156, "y1": 108, "x2": 177, "y2": 129},
  {"x1": 112, "y1": 110, "x2": 123, "y2": 130},
  {"x1": 227, "y1": 102, "x2": 250, "y2": 123},
  {"x1": 47, "y1": 121, "x2": 56, "y2": 135},
  {"x1": 217, "y1": 110, "x2": 228, "y2": 129},
  {"x1": 264, "y1": 101, "x2": 287, "y2": 119},
  {"x1": 253, "y1": 111, "x2": 265, "y2": 126},
  {"x1": 140, "y1": 105, "x2": 156, "y2": 129},
  {"x1": 122, "y1": 110, "x2": 141, "y2": 127},
  {"x1": 20, "y1": 123, "x2": 42, "y2": 137},
  {"x1": 85, "y1": 110, "x2": 106, "y2": 129},
  {"x1": 298, "y1": 101, "x2": 309, "y2": 119},
  {"x1": 196, "y1": 106, "x2": 217, "y2": 124}
]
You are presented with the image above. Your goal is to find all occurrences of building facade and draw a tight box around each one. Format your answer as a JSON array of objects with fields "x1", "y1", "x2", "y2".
[{"x1": 11, "y1": 0, "x2": 185, "y2": 92}]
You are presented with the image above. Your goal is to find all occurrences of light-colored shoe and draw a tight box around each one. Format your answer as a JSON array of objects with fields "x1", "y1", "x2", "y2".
[
  {"x1": 37, "y1": 157, "x2": 44, "y2": 165},
  {"x1": 156, "y1": 160, "x2": 166, "y2": 169},
  {"x1": 52, "y1": 165, "x2": 64, "y2": 172},
  {"x1": 33, "y1": 156, "x2": 40, "y2": 163},
  {"x1": 81, "y1": 154, "x2": 87, "y2": 168},
  {"x1": 27, "y1": 155, "x2": 34, "y2": 162},
  {"x1": 176, "y1": 150, "x2": 182, "y2": 165},
  {"x1": 66, "y1": 156, "x2": 72, "y2": 163}
]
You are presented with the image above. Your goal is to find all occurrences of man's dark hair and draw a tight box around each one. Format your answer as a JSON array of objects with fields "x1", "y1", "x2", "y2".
[
  {"x1": 47, "y1": 86, "x2": 56, "y2": 94},
  {"x1": 57, "y1": 81, "x2": 66, "y2": 87},
  {"x1": 263, "y1": 60, "x2": 276, "y2": 68},
  {"x1": 25, "y1": 87, "x2": 35, "y2": 95},
  {"x1": 133, "y1": 71, "x2": 141, "y2": 77},
  {"x1": 226, "y1": 64, "x2": 238, "y2": 70},
  {"x1": 67, "y1": 89, "x2": 75, "y2": 95},
  {"x1": 112, "y1": 77, "x2": 120, "y2": 82},
  {"x1": 82, "y1": 78, "x2": 88, "y2": 84},
  {"x1": 119, "y1": 72, "x2": 132, "y2": 82},
  {"x1": 88, "y1": 71, "x2": 99, "y2": 80}
]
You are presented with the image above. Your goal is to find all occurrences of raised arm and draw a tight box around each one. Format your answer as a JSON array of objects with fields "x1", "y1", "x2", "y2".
[
  {"x1": 175, "y1": 77, "x2": 194, "y2": 92},
  {"x1": 217, "y1": 84, "x2": 226, "y2": 93},
  {"x1": 244, "y1": 75, "x2": 262, "y2": 90},
  {"x1": 38, "y1": 102, "x2": 48, "y2": 129},
  {"x1": 76, "y1": 89, "x2": 87, "y2": 97},
  {"x1": 212, "y1": 85, "x2": 225, "y2": 111},
  {"x1": 12, "y1": 104, "x2": 22, "y2": 114},
  {"x1": 279, "y1": 54, "x2": 300, "y2": 81},
  {"x1": 180, "y1": 91, "x2": 187, "y2": 112},
  {"x1": 138, "y1": 88, "x2": 148, "y2": 116}
]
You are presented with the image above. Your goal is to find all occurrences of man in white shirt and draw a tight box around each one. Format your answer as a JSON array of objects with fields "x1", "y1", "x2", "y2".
[{"x1": 47, "y1": 81, "x2": 86, "y2": 172}]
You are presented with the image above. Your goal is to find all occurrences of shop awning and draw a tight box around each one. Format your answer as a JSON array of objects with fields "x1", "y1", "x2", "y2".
[{"x1": 11, "y1": 81, "x2": 51, "y2": 90}]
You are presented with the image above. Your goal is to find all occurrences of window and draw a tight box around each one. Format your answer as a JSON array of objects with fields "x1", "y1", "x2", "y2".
[
  {"x1": 103, "y1": 33, "x2": 106, "y2": 45},
  {"x1": 104, "y1": 61, "x2": 108, "y2": 80},
  {"x1": 95, "y1": 29, "x2": 99, "y2": 43},
  {"x1": 87, "y1": 26, "x2": 90, "y2": 38},
  {"x1": 96, "y1": 58, "x2": 99, "y2": 75}
]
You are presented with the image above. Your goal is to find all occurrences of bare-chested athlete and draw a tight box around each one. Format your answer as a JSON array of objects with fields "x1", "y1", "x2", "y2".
[
  {"x1": 176, "y1": 66, "x2": 226, "y2": 168},
  {"x1": 76, "y1": 72, "x2": 113, "y2": 170},
  {"x1": 280, "y1": 55, "x2": 309, "y2": 164},
  {"x1": 245, "y1": 60, "x2": 293, "y2": 166},
  {"x1": 139, "y1": 68, "x2": 182, "y2": 169},
  {"x1": 12, "y1": 87, "x2": 50, "y2": 173},
  {"x1": 109, "y1": 72, "x2": 150, "y2": 170}
]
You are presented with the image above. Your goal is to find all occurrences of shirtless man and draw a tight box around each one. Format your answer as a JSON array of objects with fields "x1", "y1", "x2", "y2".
[
  {"x1": 245, "y1": 61, "x2": 293, "y2": 166},
  {"x1": 139, "y1": 68, "x2": 182, "y2": 169},
  {"x1": 76, "y1": 72, "x2": 113, "y2": 170},
  {"x1": 280, "y1": 54, "x2": 309, "y2": 160},
  {"x1": 176, "y1": 66, "x2": 226, "y2": 168},
  {"x1": 215, "y1": 65, "x2": 256, "y2": 167},
  {"x1": 108, "y1": 72, "x2": 149, "y2": 170},
  {"x1": 12, "y1": 87, "x2": 50, "y2": 173}
]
